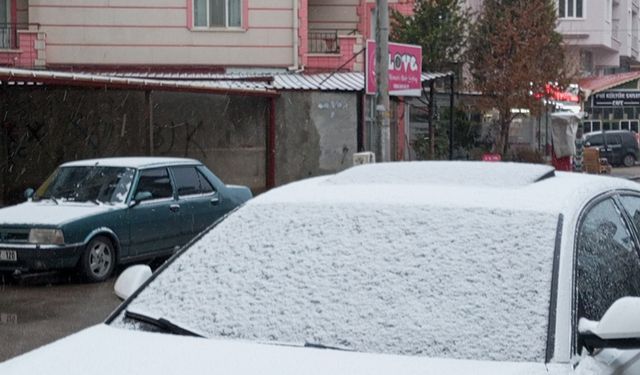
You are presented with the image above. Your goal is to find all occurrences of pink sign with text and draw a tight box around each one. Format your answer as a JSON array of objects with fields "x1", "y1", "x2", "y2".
[{"x1": 366, "y1": 40, "x2": 423, "y2": 97}]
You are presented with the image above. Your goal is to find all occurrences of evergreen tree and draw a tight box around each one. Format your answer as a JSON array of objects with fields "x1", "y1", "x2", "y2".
[{"x1": 391, "y1": 0, "x2": 469, "y2": 73}]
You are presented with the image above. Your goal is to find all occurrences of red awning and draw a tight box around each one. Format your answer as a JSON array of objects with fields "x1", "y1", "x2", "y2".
[{"x1": 579, "y1": 71, "x2": 640, "y2": 96}]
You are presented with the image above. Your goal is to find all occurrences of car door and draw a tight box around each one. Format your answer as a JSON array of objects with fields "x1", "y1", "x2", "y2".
[
  {"x1": 170, "y1": 165, "x2": 225, "y2": 246},
  {"x1": 605, "y1": 134, "x2": 623, "y2": 165},
  {"x1": 128, "y1": 168, "x2": 181, "y2": 257},
  {"x1": 573, "y1": 196, "x2": 640, "y2": 374}
]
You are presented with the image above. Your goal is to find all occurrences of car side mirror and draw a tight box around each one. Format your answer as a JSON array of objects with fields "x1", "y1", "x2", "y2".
[
  {"x1": 129, "y1": 191, "x2": 153, "y2": 207},
  {"x1": 24, "y1": 188, "x2": 35, "y2": 201},
  {"x1": 579, "y1": 297, "x2": 640, "y2": 352},
  {"x1": 114, "y1": 265, "x2": 152, "y2": 300},
  {"x1": 585, "y1": 142, "x2": 591, "y2": 147}
]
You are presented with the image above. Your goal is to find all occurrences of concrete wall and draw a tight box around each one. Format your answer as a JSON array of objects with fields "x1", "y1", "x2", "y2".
[
  {"x1": 0, "y1": 86, "x2": 269, "y2": 204},
  {"x1": 275, "y1": 91, "x2": 357, "y2": 185},
  {"x1": 0, "y1": 86, "x2": 358, "y2": 204},
  {"x1": 0, "y1": 87, "x2": 148, "y2": 204},
  {"x1": 151, "y1": 91, "x2": 268, "y2": 191}
]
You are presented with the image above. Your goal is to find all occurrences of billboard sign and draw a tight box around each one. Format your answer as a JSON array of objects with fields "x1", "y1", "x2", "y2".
[
  {"x1": 592, "y1": 91, "x2": 640, "y2": 107},
  {"x1": 366, "y1": 40, "x2": 423, "y2": 97}
]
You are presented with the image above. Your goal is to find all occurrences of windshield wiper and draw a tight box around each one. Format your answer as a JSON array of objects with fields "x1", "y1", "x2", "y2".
[
  {"x1": 40, "y1": 196, "x2": 59, "y2": 205},
  {"x1": 124, "y1": 310, "x2": 203, "y2": 337},
  {"x1": 304, "y1": 341, "x2": 353, "y2": 351}
]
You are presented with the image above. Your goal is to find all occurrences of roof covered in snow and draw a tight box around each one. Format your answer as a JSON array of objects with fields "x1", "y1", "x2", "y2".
[
  {"x1": 111, "y1": 162, "x2": 638, "y2": 363},
  {"x1": 62, "y1": 157, "x2": 201, "y2": 169}
]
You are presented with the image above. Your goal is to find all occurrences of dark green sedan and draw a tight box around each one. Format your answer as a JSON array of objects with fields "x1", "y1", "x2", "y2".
[{"x1": 0, "y1": 157, "x2": 252, "y2": 282}]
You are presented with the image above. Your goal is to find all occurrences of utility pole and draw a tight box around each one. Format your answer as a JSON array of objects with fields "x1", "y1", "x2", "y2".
[{"x1": 375, "y1": 0, "x2": 390, "y2": 162}]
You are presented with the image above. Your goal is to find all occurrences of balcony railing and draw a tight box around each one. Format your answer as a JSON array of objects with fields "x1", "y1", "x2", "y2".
[
  {"x1": 0, "y1": 23, "x2": 29, "y2": 50},
  {"x1": 308, "y1": 30, "x2": 340, "y2": 54}
]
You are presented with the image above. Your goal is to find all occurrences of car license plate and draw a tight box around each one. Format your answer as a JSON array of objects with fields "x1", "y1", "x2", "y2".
[{"x1": 0, "y1": 250, "x2": 17, "y2": 262}]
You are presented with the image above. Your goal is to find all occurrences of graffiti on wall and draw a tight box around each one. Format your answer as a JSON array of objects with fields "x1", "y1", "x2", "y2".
[{"x1": 153, "y1": 120, "x2": 206, "y2": 159}]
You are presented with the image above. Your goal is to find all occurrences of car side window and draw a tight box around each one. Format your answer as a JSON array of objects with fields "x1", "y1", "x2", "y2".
[
  {"x1": 197, "y1": 170, "x2": 215, "y2": 194},
  {"x1": 587, "y1": 134, "x2": 603, "y2": 146},
  {"x1": 605, "y1": 134, "x2": 621, "y2": 146},
  {"x1": 576, "y1": 198, "x2": 640, "y2": 322},
  {"x1": 136, "y1": 168, "x2": 173, "y2": 200},
  {"x1": 619, "y1": 196, "x2": 640, "y2": 243},
  {"x1": 172, "y1": 166, "x2": 215, "y2": 197}
]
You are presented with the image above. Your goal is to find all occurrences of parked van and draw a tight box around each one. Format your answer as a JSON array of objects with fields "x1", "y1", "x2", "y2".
[{"x1": 584, "y1": 130, "x2": 640, "y2": 167}]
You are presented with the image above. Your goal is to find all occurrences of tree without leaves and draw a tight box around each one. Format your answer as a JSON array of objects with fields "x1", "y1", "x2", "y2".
[{"x1": 467, "y1": 0, "x2": 571, "y2": 156}]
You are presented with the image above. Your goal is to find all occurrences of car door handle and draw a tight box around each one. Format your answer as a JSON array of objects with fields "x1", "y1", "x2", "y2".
[
  {"x1": 210, "y1": 196, "x2": 220, "y2": 206},
  {"x1": 169, "y1": 204, "x2": 180, "y2": 212}
]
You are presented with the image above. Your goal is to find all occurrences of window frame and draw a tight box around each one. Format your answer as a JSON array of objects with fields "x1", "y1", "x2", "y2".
[
  {"x1": 192, "y1": 0, "x2": 243, "y2": 29},
  {"x1": 133, "y1": 167, "x2": 176, "y2": 203},
  {"x1": 571, "y1": 190, "x2": 640, "y2": 355},
  {"x1": 558, "y1": 0, "x2": 585, "y2": 19},
  {"x1": 170, "y1": 165, "x2": 217, "y2": 199}
]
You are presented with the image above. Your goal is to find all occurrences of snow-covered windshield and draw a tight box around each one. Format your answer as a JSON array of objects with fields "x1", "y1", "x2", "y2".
[
  {"x1": 114, "y1": 202, "x2": 558, "y2": 363},
  {"x1": 35, "y1": 166, "x2": 136, "y2": 204}
]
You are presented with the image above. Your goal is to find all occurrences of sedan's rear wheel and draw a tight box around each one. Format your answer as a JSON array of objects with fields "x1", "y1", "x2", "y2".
[
  {"x1": 79, "y1": 236, "x2": 115, "y2": 282},
  {"x1": 623, "y1": 154, "x2": 636, "y2": 168}
]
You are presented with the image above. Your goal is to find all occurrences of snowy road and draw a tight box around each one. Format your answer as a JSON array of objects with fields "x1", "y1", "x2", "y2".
[{"x1": 0, "y1": 273, "x2": 120, "y2": 362}]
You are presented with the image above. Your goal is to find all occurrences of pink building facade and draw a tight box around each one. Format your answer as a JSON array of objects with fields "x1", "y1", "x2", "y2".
[{"x1": 0, "y1": 0, "x2": 414, "y2": 72}]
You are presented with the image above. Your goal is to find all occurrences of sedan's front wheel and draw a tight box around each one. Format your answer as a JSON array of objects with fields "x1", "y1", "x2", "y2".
[{"x1": 79, "y1": 236, "x2": 116, "y2": 282}]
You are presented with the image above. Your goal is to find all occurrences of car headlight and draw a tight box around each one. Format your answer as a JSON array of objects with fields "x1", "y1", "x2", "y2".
[{"x1": 29, "y1": 229, "x2": 65, "y2": 245}]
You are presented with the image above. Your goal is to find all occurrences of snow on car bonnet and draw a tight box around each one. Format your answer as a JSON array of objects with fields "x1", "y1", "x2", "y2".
[
  {"x1": 324, "y1": 161, "x2": 555, "y2": 188},
  {"x1": 115, "y1": 199, "x2": 559, "y2": 363}
]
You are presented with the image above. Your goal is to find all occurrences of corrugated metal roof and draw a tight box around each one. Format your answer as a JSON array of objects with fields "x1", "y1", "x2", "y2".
[
  {"x1": 93, "y1": 71, "x2": 275, "y2": 81},
  {"x1": 580, "y1": 71, "x2": 640, "y2": 96},
  {"x1": 0, "y1": 68, "x2": 453, "y2": 94},
  {"x1": 272, "y1": 72, "x2": 452, "y2": 91},
  {"x1": 0, "y1": 67, "x2": 278, "y2": 96}
]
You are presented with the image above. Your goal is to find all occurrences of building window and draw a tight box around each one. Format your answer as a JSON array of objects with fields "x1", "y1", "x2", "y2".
[
  {"x1": 194, "y1": 0, "x2": 242, "y2": 28},
  {"x1": 558, "y1": 0, "x2": 584, "y2": 19}
]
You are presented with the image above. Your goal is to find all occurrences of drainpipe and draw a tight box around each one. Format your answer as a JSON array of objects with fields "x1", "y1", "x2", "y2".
[
  {"x1": 267, "y1": 97, "x2": 276, "y2": 189},
  {"x1": 145, "y1": 91, "x2": 154, "y2": 156},
  {"x1": 290, "y1": 0, "x2": 299, "y2": 70}
]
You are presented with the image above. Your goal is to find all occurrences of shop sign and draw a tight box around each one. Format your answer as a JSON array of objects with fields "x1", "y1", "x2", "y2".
[
  {"x1": 366, "y1": 40, "x2": 423, "y2": 97},
  {"x1": 592, "y1": 91, "x2": 640, "y2": 107}
]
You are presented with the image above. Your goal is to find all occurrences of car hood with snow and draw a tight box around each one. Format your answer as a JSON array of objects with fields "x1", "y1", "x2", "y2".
[
  {"x1": 0, "y1": 324, "x2": 550, "y2": 375},
  {"x1": 0, "y1": 201, "x2": 116, "y2": 226}
]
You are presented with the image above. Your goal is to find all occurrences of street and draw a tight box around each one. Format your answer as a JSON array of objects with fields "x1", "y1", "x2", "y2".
[
  {"x1": 611, "y1": 165, "x2": 640, "y2": 180},
  {"x1": 0, "y1": 274, "x2": 120, "y2": 362}
]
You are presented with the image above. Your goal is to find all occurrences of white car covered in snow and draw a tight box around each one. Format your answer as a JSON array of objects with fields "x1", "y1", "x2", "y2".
[{"x1": 2, "y1": 162, "x2": 640, "y2": 374}]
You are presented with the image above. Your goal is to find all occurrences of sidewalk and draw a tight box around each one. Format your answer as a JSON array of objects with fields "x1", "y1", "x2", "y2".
[{"x1": 611, "y1": 165, "x2": 640, "y2": 181}]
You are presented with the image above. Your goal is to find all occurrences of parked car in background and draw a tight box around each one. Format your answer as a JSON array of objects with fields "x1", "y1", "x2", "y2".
[
  {"x1": 0, "y1": 157, "x2": 252, "y2": 282},
  {"x1": 2, "y1": 162, "x2": 639, "y2": 374},
  {"x1": 584, "y1": 130, "x2": 640, "y2": 167}
]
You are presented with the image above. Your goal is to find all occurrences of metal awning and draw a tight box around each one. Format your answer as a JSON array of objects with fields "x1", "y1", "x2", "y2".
[
  {"x1": 0, "y1": 67, "x2": 453, "y2": 95},
  {"x1": 0, "y1": 67, "x2": 279, "y2": 97}
]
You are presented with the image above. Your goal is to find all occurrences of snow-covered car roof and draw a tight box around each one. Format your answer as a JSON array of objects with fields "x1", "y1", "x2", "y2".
[
  {"x1": 258, "y1": 161, "x2": 637, "y2": 216},
  {"x1": 61, "y1": 157, "x2": 201, "y2": 169},
  {"x1": 107, "y1": 162, "x2": 640, "y2": 363}
]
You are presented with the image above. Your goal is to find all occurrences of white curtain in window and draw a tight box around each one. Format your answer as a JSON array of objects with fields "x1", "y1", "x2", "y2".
[
  {"x1": 194, "y1": 0, "x2": 208, "y2": 27},
  {"x1": 210, "y1": 0, "x2": 226, "y2": 27},
  {"x1": 229, "y1": 0, "x2": 242, "y2": 27}
]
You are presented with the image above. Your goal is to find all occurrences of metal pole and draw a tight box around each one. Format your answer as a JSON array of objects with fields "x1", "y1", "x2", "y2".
[
  {"x1": 145, "y1": 90, "x2": 154, "y2": 156},
  {"x1": 449, "y1": 75, "x2": 454, "y2": 160},
  {"x1": 428, "y1": 80, "x2": 435, "y2": 159},
  {"x1": 375, "y1": 0, "x2": 390, "y2": 162}
]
